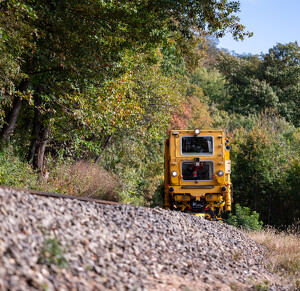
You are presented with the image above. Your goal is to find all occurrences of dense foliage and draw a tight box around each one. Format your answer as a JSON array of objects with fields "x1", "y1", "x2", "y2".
[
  {"x1": 227, "y1": 204, "x2": 263, "y2": 230},
  {"x1": 0, "y1": 0, "x2": 299, "y2": 226},
  {"x1": 217, "y1": 42, "x2": 300, "y2": 126},
  {"x1": 229, "y1": 113, "x2": 299, "y2": 226}
]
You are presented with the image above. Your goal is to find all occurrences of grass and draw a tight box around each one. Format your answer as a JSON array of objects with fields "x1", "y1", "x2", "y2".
[
  {"x1": 45, "y1": 160, "x2": 121, "y2": 201},
  {"x1": 253, "y1": 281, "x2": 269, "y2": 291},
  {"x1": 38, "y1": 237, "x2": 67, "y2": 268},
  {"x1": 0, "y1": 147, "x2": 40, "y2": 189},
  {"x1": 0, "y1": 147, "x2": 121, "y2": 202},
  {"x1": 247, "y1": 226, "x2": 300, "y2": 289}
]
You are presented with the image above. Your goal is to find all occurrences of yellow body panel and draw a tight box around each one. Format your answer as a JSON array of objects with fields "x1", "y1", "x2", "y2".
[{"x1": 164, "y1": 130, "x2": 232, "y2": 219}]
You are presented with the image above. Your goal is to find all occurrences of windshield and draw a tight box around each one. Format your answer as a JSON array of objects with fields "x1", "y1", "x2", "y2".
[
  {"x1": 181, "y1": 161, "x2": 213, "y2": 181},
  {"x1": 181, "y1": 136, "x2": 213, "y2": 155}
]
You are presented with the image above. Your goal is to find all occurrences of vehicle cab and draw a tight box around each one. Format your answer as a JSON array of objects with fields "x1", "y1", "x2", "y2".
[{"x1": 164, "y1": 129, "x2": 232, "y2": 220}]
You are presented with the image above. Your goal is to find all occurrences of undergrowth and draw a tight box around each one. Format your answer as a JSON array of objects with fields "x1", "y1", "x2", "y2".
[
  {"x1": 227, "y1": 203, "x2": 263, "y2": 230},
  {"x1": 248, "y1": 225, "x2": 300, "y2": 289},
  {"x1": 0, "y1": 147, "x2": 40, "y2": 189},
  {"x1": 0, "y1": 147, "x2": 121, "y2": 202},
  {"x1": 45, "y1": 159, "x2": 120, "y2": 201}
]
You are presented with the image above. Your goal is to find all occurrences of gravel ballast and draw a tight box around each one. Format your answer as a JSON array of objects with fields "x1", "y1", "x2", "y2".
[{"x1": 0, "y1": 188, "x2": 287, "y2": 290}]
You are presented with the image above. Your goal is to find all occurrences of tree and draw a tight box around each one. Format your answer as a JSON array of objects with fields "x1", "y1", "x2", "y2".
[
  {"x1": 216, "y1": 52, "x2": 278, "y2": 113},
  {"x1": 217, "y1": 42, "x2": 300, "y2": 126},
  {"x1": 189, "y1": 67, "x2": 228, "y2": 108},
  {"x1": 50, "y1": 52, "x2": 184, "y2": 160},
  {"x1": 230, "y1": 112, "x2": 299, "y2": 226},
  {"x1": 0, "y1": 1, "x2": 35, "y2": 136},
  {"x1": 0, "y1": 0, "x2": 251, "y2": 173},
  {"x1": 260, "y1": 42, "x2": 300, "y2": 126}
]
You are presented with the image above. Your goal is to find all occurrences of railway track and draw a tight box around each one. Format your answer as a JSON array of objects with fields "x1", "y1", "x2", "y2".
[{"x1": 0, "y1": 185, "x2": 120, "y2": 205}]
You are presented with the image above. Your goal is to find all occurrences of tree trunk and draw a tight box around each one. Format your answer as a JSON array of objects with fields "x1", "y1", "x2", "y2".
[
  {"x1": 254, "y1": 174, "x2": 258, "y2": 211},
  {"x1": 267, "y1": 194, "x2": 272, "y2": 225},
  {"x1": 0, "y1": 79, "x2": 29, "y2": 141},
  {"x1": 27, "y1": 95, "x2": 41, "y2": 162},
  {"x1": 32, "y1": 119, "x2": 50, "y2": 174},
  {"x1": 27, "y1": 92, "x2": 50, "y2": 174},
  {"x1": 94, "y1": 134, "x2": 113, "y2": 163}
]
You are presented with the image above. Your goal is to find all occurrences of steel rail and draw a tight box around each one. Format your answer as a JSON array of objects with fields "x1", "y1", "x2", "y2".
[{"x1": 0, "y1": 185, "x2": 120, "y2": 205}]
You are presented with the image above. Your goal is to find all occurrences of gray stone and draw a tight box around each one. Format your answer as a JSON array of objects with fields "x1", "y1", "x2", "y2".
[{"x1": 0, "y1": 188, "x2": 290, "y2": 291}]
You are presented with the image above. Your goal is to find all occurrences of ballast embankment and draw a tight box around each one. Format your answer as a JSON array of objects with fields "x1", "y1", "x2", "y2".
[{"x1": 0, "y1": 188, "x2": 286, "y2": 290}]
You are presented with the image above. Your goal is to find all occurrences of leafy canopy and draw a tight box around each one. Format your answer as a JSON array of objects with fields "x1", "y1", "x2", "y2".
[{"x1": 217, "y1": 42, "x2": 300, "y2": 126}]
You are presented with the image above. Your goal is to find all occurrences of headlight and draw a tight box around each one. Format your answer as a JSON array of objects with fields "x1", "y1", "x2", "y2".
[
  {"x1": 171, "y1": 171, "x2": 178, "y2": 177},
  {"x1": 217, "y1": 170, "x2": 224, "y2": 177},
  {"x1": 194, "y1": 128, "x2": 200, "y2": 135},
  {"x1": 221, "y1": 186, "x2": 227, "y2": 191}
]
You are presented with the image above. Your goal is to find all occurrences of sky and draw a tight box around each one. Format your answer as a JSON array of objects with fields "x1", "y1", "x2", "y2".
[{"x1": 217, "y1": 0, "x2": 300, "y2": 55}]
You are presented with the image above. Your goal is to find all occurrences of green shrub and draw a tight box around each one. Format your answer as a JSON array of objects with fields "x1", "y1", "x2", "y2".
[
  {"x1": 151, "y1": 179, "x2": 164, "y2": 208},
  {"x1": 0, "y1": 147, "x2": 39, "y2": 189},
  {"x1": 227, "y1": 204, "x2": 263, "y2": 230}
]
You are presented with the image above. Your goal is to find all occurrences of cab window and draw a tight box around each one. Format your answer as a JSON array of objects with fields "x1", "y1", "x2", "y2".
[
  {"x1": 181, "y1": 136, "x2": 213, "y2": 155},
  {"x1": 181, "y1": 161, "x2": 214, "y2": 181}
]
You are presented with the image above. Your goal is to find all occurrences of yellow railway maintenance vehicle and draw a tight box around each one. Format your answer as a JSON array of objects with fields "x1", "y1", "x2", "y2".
[{"x1": 164, "y1": 129, "x2": 232, "y2": 221}]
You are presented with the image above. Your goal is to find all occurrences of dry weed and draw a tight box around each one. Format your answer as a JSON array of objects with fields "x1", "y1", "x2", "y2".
[
  {"x1": 46, "y1": 160, "x2": 120, "y2": 202},
  {"x1": 248, "y1": 227, "x2": 300, "y2": 288}
]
